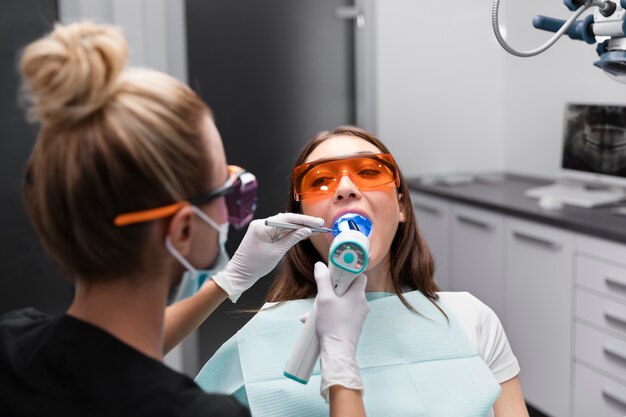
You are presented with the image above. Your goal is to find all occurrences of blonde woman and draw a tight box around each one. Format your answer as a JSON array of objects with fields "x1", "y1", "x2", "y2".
[{"x1": 0, "y1": 22, "x2": 368, "y2": 417}]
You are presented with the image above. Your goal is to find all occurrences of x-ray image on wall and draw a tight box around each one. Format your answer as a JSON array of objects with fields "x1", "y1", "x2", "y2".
[{"x1": 562, "y1": 103, "x2": 626, "y2": 177}]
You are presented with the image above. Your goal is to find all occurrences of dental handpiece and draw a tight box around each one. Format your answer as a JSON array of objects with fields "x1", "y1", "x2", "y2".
[{"x1": 284, "y1": 215, "x2": 371, "y2": 384}]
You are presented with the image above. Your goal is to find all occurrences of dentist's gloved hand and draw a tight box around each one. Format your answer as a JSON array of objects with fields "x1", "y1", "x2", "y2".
[
  {"x1": 313, "y1": 262, "x2": 369, "y2": 402},
  {"x1": 212, "y1": 213, "x2": 324, "y2": 302}
]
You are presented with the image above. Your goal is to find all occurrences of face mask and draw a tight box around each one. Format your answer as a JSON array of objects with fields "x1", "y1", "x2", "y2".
[{"x1": 165, "y1": 206, "x2": 230, "y2": 304}]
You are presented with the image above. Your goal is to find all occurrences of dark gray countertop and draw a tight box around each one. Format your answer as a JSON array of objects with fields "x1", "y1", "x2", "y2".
[{"x1": 406, "y1": 173, "x2": 626, "y2": 245}]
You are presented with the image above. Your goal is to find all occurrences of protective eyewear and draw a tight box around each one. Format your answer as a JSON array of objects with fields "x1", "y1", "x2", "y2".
[
  {"x1": 293, "y1": 153, "x2": 400, "y2": 201},
  {"x1": 113, "y1": 165, "x2": 257, "y2": 229}
]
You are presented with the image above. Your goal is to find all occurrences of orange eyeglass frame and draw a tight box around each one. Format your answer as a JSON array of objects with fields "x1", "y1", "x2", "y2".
[{"x1": 113, "y1": 165, "x2": 245, "y2": 227}]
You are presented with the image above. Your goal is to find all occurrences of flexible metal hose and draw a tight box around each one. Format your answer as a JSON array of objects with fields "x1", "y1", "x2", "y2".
[{"x1": 492, "y1": 0, "x2": 599, "y2": 57}]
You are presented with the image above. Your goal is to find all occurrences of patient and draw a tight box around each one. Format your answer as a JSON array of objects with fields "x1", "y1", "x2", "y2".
[{"x1": 196, "y1": 126, "x2": 530, "y2": 417}]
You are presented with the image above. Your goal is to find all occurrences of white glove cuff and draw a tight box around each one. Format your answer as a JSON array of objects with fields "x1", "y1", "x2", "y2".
[
  {"x1": 319, "y1": 353, "x2": 364, "y2": 403},
  {"x1": 211, "y1": 271, "x2": 241, "y2": 303}
]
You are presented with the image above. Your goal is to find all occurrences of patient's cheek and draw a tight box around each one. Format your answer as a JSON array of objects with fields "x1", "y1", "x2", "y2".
[
  {"x1": 367, "y1": 221, "x2": 398, "y2": 268},
  {"x1": 309, "y1": 233, "x2": 330, "y2": 262},
  {"x1": 365, "y1": 236, "x2": 381, "y2": 268}
]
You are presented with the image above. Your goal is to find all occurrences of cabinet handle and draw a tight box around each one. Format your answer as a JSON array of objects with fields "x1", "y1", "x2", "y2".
[
  {"x1": 603, "y1": 343, "x2": 626, "y2": 362},
  {"x1": 602, "y1": 385, "x2": 626, "y2": 408},
  {"x1": 457, "y1": 215, "x2": 492, "y2": 230},
  {"x1": 605, "y1": 274, "x2": 626, "y2": 289},
  {"x1": 605, "y1": 309, "x2": 626, "y2": 326},
  {"x1": 511, "y1": 230, "x2": 561, "y2": 250},
  {"x1": 412, "y1": 203, "x2": 441, "y2": 216}
]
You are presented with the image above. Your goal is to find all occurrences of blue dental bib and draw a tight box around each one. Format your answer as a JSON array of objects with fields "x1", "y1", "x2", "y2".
[{"x1": 196, "y1": 290, "x2": 501, "y2": 416}]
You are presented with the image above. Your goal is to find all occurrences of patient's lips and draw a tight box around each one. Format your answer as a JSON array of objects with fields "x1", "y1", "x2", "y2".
[{"x1": 332, "y1": 213, "x2": 372, "y2": 237}]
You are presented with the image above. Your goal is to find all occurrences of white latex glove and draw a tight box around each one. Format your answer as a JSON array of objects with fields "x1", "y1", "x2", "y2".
[
  {"x1": 313, "y1": 262, "x2": 369, "y2": 401},
  {"x1": 212, "y1": 213, "x2": 324, "y2": 302}
]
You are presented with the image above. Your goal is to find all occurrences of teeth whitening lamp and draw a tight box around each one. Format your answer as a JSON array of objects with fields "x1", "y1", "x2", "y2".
[{"x1": 283, "y1": 213, "x2": 371, "y2": 384}]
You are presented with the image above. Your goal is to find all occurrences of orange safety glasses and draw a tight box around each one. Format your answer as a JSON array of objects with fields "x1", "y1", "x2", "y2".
[
  {"x1": 113, "y1": 165, "x2": 257, "y2": 228},
  {"x1": 293, "y1": 153, "x2": 400, "y2": 201}
]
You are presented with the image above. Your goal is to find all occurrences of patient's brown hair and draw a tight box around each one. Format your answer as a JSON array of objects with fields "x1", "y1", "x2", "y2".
[{"x1": 266, "y1": 126, "x2": 439, "y2": 312}]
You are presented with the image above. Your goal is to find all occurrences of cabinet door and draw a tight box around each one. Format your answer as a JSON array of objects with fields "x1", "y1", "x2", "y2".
[
  {"x1": 410, "y1": 192, "x2": 451, "y2": 291},
  {"x1": 506, "y1": 219, "x2": 573, "y2": 417},
  {"x1": 450, "y1": 205, "x2": 506, "y2": 322}
]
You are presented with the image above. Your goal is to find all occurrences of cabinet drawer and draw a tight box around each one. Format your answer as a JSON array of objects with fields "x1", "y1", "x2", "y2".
[
  {"x1": 574, "y1": 363, "x2": 626, "y2": 417},
  {"x1": 575, "y1": 322, "x2": 626, "y2": 383},
  {"x1": 577, "y1": 234, "x2": 626, "y2": 263},
  {"x1": 576, "y1": 255, "x2": 626, "y2": 304},
  {"x1": 410, "y1": 192, "x2": 450, "y2": 291},
  {"x1": 576, "y1": 289, "x2": 626, "y2": 339}
]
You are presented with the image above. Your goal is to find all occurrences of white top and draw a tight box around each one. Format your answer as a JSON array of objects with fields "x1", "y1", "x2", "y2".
[{"x1": 437, "y1": 292, "x2": 520, "y2": 417}]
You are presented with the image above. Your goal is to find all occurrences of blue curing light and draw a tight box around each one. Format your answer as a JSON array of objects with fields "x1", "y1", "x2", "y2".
[{"x1": 332, "y1": 213, "x2": 372, "y2": 237}]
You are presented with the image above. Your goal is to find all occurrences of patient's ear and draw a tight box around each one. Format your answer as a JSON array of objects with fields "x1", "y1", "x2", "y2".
[{"x1": 398, "y1": 193, "x2": 406, "y2": 223}]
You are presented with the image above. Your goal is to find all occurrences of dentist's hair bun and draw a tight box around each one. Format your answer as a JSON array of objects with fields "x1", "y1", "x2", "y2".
[{"x1": 19, "y1": 21, "x2": 128, "y2": 128}]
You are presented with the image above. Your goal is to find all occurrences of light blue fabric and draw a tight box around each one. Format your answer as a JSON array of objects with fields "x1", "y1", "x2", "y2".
[{"x1": 196, "y1": 291, "x2": 501, "y2": 417}]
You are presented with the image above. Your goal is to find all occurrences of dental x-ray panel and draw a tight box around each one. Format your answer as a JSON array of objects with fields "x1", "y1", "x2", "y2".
[
  {"x1": 525, "y1": 103, "x2": 626, "y2": 207},
  {"x1": 562, "y1": 103, "x2": 626, "y2": 183}
]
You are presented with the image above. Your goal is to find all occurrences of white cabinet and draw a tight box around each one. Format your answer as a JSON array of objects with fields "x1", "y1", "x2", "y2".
[
  {"x1": 450, "y1": 204, "x2": 506, "y2": 323},
  {"x1": 409, "y1": 190, "x2": 618, "y2": 416},
  {"x1": 573, "y1": 235, "x2": 626, "y2": 417},
  {"x1": 411, "y1": 193, "x2": 451, "y2": 291},
  {"x1": 505, "y1": 219, "x2": 573, "y2": 417}
]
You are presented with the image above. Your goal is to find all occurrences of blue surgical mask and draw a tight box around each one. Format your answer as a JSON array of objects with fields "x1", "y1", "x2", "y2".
[{"x1": 165, "y1": 206, "x2": 230, "y2": 304}]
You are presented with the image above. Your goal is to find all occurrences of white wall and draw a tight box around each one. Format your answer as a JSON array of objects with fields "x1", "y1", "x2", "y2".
[
  {"x1": 371, "y1": 0, "x2": 626, "y2": 179},
  {"x1": 371, "y1": 0, "x2": 507, "y2": 177},
  {"x1": 503, "y1": 0, "x2": 626, "y2": 178}
]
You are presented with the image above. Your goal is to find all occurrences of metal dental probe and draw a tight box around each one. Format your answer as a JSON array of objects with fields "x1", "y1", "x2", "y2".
[{"x1": 264, "y1": 220, "x2": 334, "y2": 234}]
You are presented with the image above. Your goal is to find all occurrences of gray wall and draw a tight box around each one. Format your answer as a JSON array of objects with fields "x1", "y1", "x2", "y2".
[
  {"x1": 0, "y1": 1, "x2": 70, "y2": 316},
  {"x1": 185, "y1": 0, "x2": 356, "y2": 368},
  {"x1": 59, "y1": 0, "x2": 187, "y2": 82}
]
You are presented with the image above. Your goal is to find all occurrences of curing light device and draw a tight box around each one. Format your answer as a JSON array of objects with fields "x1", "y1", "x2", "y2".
[{"x1": 284, "y1": 213, "x2": 371, "y2": 384}]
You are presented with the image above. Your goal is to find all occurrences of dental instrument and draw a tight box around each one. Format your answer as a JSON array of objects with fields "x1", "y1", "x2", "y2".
[
  {"x1": 283, "y1": 213, "x2": 371, "y2": 384},
  {"x1": 264, "y1": 220, "x2": 334, "y2": 234}
]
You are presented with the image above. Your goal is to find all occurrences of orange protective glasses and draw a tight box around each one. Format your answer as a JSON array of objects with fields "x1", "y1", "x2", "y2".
[
  {"x1": 113, "y1": 165, "x2": 257, "y2": 228},
  {"x1": 293, "y1": 153, "x2": 400, "y2": 201}
]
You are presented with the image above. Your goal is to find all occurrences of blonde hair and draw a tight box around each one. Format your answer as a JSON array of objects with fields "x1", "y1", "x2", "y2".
[{"x1": 20, "y1": 22, "x2": 211, "y2": 279}]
